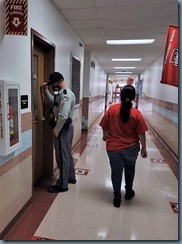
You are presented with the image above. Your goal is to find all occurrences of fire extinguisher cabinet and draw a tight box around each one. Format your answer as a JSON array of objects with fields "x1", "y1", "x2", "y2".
[{"x1": 0, "y1": 80, "x2": 21, "y2": 156}]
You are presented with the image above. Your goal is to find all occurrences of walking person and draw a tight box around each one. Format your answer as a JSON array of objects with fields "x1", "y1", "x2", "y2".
[
  {"x1": 41, "y1": 72, "x2": 76, "y2": 193},
  {"x1": 99, "y1": 85, "x2": 148, "y2": 207}
]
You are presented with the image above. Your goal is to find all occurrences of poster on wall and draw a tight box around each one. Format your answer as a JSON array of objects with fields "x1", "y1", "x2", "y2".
[
  {"x1": 5, "y1": 0, "x2": 28, "y2": 36},
  {"x1": 160, "y1": 25, "x2": 178, "y2": 87}
]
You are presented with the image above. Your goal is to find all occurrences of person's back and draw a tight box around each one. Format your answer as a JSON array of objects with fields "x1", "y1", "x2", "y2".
[
  {"x1": 101, "y1": 103, "x2": 147, "y2": 151},
  {"x1": 100, "y1": 84, "x2": 148, "y2": 208}
]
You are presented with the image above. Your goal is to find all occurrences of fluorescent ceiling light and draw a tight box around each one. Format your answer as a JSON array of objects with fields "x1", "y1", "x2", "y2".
[
  {"x1": 112, "y1": 58, "x2": 141, "y2": 61},
  {"x1": 106, "y1": 39, "x2": 155, "y2": 45},
  {"x1": 116, "y1": 75, "x2": 130, "y2": 77},
  {"x1": 114, "y1": 67, "x2": 136, "y2": 69},
  {"x1": 115, "y1": 72, "x2": 132, "y2": 74}
]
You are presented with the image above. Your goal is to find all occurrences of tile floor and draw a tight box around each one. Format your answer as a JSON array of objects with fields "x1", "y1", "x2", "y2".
[{"x1": 4, "y1": 99, "x2": 178, "y2": 241}]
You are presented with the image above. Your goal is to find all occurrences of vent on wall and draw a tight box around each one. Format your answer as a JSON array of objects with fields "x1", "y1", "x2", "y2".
[
  {"x1": 91, "y1": 60, "x2": 95, "y2": 70},
  {"x1": 71, "y1": 56, "x2": 81, "y2": 105}
]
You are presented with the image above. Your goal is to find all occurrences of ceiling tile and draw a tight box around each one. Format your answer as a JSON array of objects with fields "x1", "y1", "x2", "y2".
[
  {"x1": 51, "y1": 0, "x2": 178, "y2": 79},
  {"x1": 52, "y1": 0, "x2": 94, "y2": 9}
]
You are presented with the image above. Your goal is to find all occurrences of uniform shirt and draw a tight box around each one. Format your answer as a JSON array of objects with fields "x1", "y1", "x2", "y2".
[
  {"x1": 99, "y1": 103, "x2": 148, "y2": 151},
  {"x1": 44, "y1": 86, "x2": 75, "y2": 134}
]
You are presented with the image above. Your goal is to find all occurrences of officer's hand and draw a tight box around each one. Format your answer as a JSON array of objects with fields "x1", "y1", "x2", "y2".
[
  {"x1": 54, "y1": 131, "x2": 59, "y2": 137},
  {"x1": 40, "y1": 83, "x2": 48, "y2": 91}
]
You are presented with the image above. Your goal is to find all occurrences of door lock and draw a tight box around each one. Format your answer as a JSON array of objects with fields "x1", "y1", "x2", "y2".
[{"x1": 40, "y1": 116, "x2": 46, "y2": 121}]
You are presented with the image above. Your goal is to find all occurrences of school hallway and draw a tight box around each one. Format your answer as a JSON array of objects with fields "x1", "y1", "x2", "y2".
[
  {"x1": 4, "y1": 98, "x2": 178, "y2": 241},
  {"x1": 0, "y1": 0, "x2": 179, "y2": 241}
]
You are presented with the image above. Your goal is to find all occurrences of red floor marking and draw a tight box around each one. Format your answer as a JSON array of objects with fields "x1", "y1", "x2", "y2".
[
  {"x1": 75, "y1": 168, "x2": 89, "y2": 175},
  {"x1": 169, "y1": 202, "x2": 178, "y2": 214},
  {"x1": 150, "y1": 158, "x2": 165, "y2": 163},
  {"x1": 31, "y1": 235, "x2": 55, "y2": 240}
]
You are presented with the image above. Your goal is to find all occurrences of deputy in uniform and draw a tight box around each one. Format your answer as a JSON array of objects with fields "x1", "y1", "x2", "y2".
[{"x1": 41, "y1": 72, "x2": 76, "y2": 193}]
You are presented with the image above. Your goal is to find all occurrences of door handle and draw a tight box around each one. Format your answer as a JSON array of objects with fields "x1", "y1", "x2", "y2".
[
  {"x1": 40, "y1": 116, "x2": 46, "y2": 121},
  {"x1": 33, "y1": 119, "x2": 38, "y2": 124}
]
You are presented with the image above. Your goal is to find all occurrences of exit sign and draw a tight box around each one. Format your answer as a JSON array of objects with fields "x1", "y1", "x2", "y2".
[{"x1": 5, "y1": 0, "x2": 28, "y2": 36}]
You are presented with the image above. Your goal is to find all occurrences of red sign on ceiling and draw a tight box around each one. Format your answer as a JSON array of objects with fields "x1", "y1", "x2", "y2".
[{"x1": 5, "y1": 0, "x2": 28, "y2": 36}]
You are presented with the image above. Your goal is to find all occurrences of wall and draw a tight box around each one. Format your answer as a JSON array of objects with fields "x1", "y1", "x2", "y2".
[
  {"x1": 82, "y1": 53, "x2": 106, "y2": 130},
  {"x1": 142, "y1": 55, "x2": 178, "y2": 104},
  {"x1": 0, "y1": 0, "x2": 86, "y2": 235},
  {"x1": 83, "y1": 52, "x2": 106, "y2": 98},
  {"x1": 141, "y1": 55, "x2": 178, "y2": 156},
  {"x1": 0, "y1": 0, "x2": 84, "y2": 112},
  {"x1": 89, "y1": 54, "x2": 107, "y2": 98},
  {"x1": 88, "y1": 55, "x2": 106, "y2": 127}
]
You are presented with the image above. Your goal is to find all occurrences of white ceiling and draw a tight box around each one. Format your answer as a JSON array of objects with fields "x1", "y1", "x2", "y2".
[{"x1": 51, "y1": 0, "x2": 178, "y2": 81}]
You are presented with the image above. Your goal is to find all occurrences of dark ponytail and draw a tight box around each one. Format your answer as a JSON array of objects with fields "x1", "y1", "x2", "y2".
[{"x1": 120, "y1": 85, "x2": 136, "y2": 123}]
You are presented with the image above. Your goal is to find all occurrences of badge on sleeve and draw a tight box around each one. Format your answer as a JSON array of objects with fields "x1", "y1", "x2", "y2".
[
  {"x1": 63, "y1": 96, "x2": 69, "y2": 103},
  {"x1": 62, "y1": 89, "x2": 68, "y2": 103}
]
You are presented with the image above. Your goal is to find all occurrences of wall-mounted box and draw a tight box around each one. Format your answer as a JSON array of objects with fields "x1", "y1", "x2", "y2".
[{"x1": 0, "y1": 80, "x2": 21, "y2": 156}]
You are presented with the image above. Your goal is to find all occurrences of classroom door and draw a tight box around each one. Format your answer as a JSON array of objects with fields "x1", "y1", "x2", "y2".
[{"x1": 32, "y1": 43, "x2": 45, "y2": 185}]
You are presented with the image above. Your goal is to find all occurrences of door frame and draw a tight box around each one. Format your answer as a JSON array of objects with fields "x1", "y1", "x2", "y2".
[{"x1": 31, "y1": 28, "x2": 55, "y2": 181}]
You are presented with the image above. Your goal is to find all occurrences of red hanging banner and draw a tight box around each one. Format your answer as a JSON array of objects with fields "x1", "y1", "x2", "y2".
[{"x1": 160, "y1": 25, "x2": 178, "y2": 87}]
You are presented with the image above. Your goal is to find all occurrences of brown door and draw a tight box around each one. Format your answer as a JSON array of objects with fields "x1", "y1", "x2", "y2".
[
  {"x1": 31, "y1": 30, "x2": 55, "y2": 186},
  {"x1": 32, "y1": 43, "x2": 45, "y2": 185}
]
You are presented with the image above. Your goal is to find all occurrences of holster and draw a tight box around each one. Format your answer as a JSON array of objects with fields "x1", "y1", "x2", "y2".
[
  {"x1": 48, "y1": 103, "x2": 57, "y2": 129},
  {"x1": 48, "y1": 116, "x2": 57, "y2": 129},
  {"x1": 62, "y1": 117, "x2": 72, "y2": 130}
]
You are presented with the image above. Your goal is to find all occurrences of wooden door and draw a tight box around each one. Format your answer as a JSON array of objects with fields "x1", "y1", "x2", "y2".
[{"x1": 32, "y1": 43, "x2": 45, "y2": 185}]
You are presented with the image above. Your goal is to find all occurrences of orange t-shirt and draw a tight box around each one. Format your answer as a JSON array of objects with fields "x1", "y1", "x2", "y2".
[{"x1": 99, "y1": 104, "x2": 148, "y2": 151}]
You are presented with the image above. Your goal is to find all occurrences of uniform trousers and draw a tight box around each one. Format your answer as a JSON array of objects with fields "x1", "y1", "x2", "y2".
[
  {"x1": 54, "y1": 123, "x2": 76, "y2": 189},
  {"x1": 107, "y1": 145, "x2": 140, "y2": 198}
]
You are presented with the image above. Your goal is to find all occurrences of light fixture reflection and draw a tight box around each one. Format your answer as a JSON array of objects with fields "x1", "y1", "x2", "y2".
[
  {"x1": 112, "y1": 58, "x2": 141, "y2": 61},
  {"x1": 114, "y1": 67, "x2": 136, "y2": 69},
  {"x1": 106, "y1": 39, "x2": 155, "y2": 45},
  {"x1": 115, "y1": 72, "x2": 132, "y2": 74},
  {"x1": 105, "y1": 179, "x2": 112, "y2": 188},
  {"x1": 97, "y1": 228, "x2": 108, "y2": 240}
]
